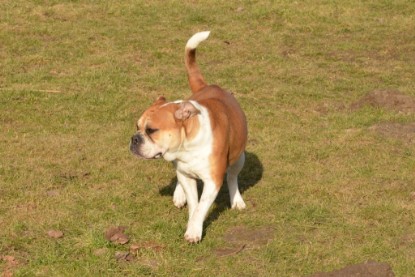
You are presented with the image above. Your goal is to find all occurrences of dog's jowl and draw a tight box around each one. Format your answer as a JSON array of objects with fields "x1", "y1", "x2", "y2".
[{"x1": 130, "y1": 31, "x2": 247, "y2": 243}]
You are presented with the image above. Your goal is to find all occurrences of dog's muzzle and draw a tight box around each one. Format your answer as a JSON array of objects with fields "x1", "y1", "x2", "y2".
[
  {"x1": 131, "y1": 133, "x2": 143, "y2": 146},
  {"x1": 130, "y1": 133, "x2": 162, "y2": 159},
  {"x1": 130, "y1": 133, "x2": 143, "y2": 156}
]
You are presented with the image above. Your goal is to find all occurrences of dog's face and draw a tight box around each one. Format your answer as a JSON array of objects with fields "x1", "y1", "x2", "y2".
[{"x1": 130, "y1": 96, "x2": 200, "y2": 160}]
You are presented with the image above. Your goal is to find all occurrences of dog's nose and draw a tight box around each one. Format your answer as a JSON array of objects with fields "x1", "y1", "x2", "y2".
[{"x1": 131, "y1": 134, "x2": 143, "y2": 145}]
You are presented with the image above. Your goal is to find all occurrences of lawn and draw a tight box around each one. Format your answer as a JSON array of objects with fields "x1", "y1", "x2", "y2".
[{"x1": 1, "y1": 0, "x2": 414, "y2": 276}]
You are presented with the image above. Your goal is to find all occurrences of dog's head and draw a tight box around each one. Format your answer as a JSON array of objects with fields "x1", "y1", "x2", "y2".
[{"x1": 130, "y1": 96, "x2": 200, "y2": 160}]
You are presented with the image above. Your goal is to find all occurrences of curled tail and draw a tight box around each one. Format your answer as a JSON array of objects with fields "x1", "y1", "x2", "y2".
[{"x1": 185, "y1": 31, "x2": 210, "y2": 93}]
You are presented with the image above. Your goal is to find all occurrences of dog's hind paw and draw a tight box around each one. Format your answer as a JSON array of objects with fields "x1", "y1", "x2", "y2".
[{"x1": 231, "y1": 199, "x2": 246, "y2": 210}]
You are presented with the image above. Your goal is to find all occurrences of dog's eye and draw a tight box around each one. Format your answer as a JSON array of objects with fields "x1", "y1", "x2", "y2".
[{"x1": 145, "y1": 127, "x2": 158, "y2": 135}]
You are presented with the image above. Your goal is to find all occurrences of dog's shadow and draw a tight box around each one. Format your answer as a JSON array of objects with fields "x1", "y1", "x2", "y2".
[{"x1": 159, "y1": 151, "x2": 263, "y2": 233}]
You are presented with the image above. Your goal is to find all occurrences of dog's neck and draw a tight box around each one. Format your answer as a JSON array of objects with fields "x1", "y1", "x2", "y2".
[{"x1": 162, "y1": 105, "x2": 212, "y2": 164}]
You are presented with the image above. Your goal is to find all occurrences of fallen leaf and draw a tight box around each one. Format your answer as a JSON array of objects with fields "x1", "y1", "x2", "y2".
[
  {"x1": 47, "y1": 230, "x2": 64, "y2": 239},
  {"x1": 110, "y1": 232, "x2": 129, "y2": 244},
  {"x1": 114, "y1": 251, "x2": 134, "y2": 262},
  {"x1": 104, "y1": 226, "x2": 129, "y2": 245},
  {"x1": 115, "y1": 251, "x2": 128, "y2": 260},
  {"x1": 104, "y1": 226, "x2": 125, "y2": 240},
  {"x1": 129, "y1": 243, "x2": 141, "y2": 253}
]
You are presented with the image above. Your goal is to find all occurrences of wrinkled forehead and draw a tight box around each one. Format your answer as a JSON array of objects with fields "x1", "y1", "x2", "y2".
[{"x1": 137, "y1": 103, "x2": 178, "y2": 128}]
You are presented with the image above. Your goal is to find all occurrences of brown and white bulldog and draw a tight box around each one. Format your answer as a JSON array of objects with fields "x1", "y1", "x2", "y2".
[{"x1": 130, "y1": 31, "x2": 247, "y2": 243}]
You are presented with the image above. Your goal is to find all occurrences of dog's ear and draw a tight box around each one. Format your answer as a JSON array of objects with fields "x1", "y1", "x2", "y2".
[
  {"x1": 174, "y1": 101, "x2": 200, "y2": 120},
  {"x1": 153, "y1": 96, "x2": 167, "y2": 106}
]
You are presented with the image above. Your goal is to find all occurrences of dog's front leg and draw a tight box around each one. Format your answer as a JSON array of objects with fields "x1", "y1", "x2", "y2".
[
  {"x1": 184, "y1": 180, "x2": 220, "y2": 243},
  {"x1": 176, "y1": 171, "x2": 198, "y2": 218},
  {"x1": 173, "y1": 182, "x2": 187, "y2": 208}
]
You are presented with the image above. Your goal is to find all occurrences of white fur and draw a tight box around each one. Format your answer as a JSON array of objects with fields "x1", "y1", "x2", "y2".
[
  {"x1": 227, "y1": 152, "x2": 246, "y2": 210},
  {"x1": 173, "y1": 182, "x2": 187, "y2": 208},
  {"x1": 163, "y1": 101, "x2": 220, "y2": 242},
  {"x1": 136, "y1": 134, "x2": 166, "y2": 159},
  {"x1": 185, "y1": 31, "x2": 211, "y2": 50}
]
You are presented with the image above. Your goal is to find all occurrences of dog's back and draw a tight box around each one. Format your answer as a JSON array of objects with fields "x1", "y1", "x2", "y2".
[{"x1": 185, "y1": 32, "x2": 247, "y2": 166}]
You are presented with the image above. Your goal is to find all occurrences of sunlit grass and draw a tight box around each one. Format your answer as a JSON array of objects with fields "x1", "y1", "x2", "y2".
[{"x1": 1, "y1": 0, "x2": 414, "y2": 276}]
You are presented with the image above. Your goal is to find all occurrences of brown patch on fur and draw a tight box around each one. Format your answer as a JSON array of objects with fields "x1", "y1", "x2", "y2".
[
  {"x1": 137, "y1": 100, "x2": 201, "y2": 150},
  {"x1": 185, "y1": 48, "x2": 207, "y2": 93},
  {"x1": 190, "y1": 85, "x2": 247, "y2": 188}
]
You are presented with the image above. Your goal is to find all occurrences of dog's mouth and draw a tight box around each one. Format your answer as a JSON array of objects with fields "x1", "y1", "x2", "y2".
[
  {"x1": 131, "y1": 150, "x2": 163, "y2": 160},
  {"x1": 130, "y1": 145, "x2": 164, "y2": 160},
  {"x1": 130, "y1": 133, "x2": 165, "y2": 160}
]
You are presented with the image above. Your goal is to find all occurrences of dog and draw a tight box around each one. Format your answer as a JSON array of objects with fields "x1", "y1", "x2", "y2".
[{"x1": 130, "y1": 31, "x2": 247, "y2": 243}]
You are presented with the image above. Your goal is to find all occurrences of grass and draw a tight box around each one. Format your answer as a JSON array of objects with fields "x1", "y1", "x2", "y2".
[{"x1": 1, "y1": 0, "x2": 415, "y2": 276}]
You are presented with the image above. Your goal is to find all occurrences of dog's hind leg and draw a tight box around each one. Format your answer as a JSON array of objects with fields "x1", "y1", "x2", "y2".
[{"x1": 227, "y1": 152, "x2": 246, "y2": 210}]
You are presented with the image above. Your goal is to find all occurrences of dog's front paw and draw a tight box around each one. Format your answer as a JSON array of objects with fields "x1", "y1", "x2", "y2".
[
  {"x1": 173, "y1": 184, "x2": 187, "y2": 208},
  {"x1": 184, "y1": 225, "x2": 202, "y2": 243}
]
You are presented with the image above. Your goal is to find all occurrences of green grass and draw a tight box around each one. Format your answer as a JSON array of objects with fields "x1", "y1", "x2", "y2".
[{"x1": 1, "y1": 0, "x2": 415, "y2": 276}]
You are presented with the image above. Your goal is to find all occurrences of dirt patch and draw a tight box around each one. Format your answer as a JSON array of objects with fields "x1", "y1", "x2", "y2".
[
  {"x1": 351, "y1": 89, "x2": 415, "y2": 114},
  {"x1": 219, "y1": 225, "x2": 274, "y2": 256},
  {"x1": 198, "y1": 225, "x2": 274, "y2": 261},
  {"x1": 307, "y1": 260, "x2": 395, "y2": 277},
  {"x1": 369, "y1": 122, "x2": 415, "y2": 143},
  {"x1": 214, "y1": 245, "x2": 246, "y2": 257},
  {"x1": 1, "y1": 255, "x2": 19, "y2": 277},
  {"x1": 223, "y1": 225, "x2": 274, "y2": 247}
]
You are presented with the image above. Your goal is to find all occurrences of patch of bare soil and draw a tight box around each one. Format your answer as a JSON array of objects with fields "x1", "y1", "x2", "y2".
[
  {"x1": 205, "y1": 225, "x2": 274, "y2": 259},
  {"x1": 307, "y1": 260, "x2": 395, "y2": 277},
  {"x1": 223, "y1": 225, "x2": 274, "y2": 246},
  {"x1": 351, "y1": 89, "x2": 415, "y2": 114},
  {"x1": 1, "y1": 256, "x2": 19, "y2": 277},
  {"x1": 369, "y1": 122, "x2": 415, "y2": 143}
]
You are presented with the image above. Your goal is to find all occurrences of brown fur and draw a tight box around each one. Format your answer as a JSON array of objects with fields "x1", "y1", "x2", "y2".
[
  {"x1": 185, "y1": 48, "x2": 207, "y2": 93},
  {"x1": 189, "y1": 85, "x2": 247, "y2": 188},
  {"x1": 137, "y1": 33, "x2": 247, "y2": 188},
  {"x1": 137, "y1": 100, "x2": 201, "y2": 150}
]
